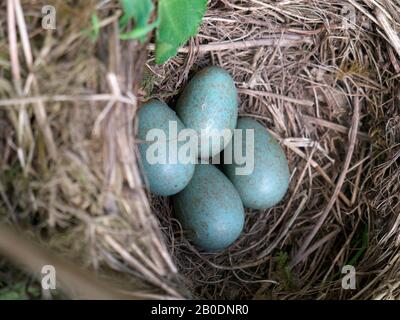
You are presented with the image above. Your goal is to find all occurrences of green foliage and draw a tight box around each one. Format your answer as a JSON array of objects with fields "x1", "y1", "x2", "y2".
[
  {"x1": 275, "y1": 251, "x2": 294, "y2": 290},
  {"x1": 0, "y1": 282, "x2": 40, "y2": 300},
  {"x1": 90, "y1": 14, "x2": 100, "y2": 41},
  {"x1": 84, "y1": 1, "x2": 208, "y2": 63},
  {"x1": 120, "y1": 20, "x2": 159, "y2": 41},
  {"x1": 141, "y1": 68, "x2": 156, "y2": 96},
  {"x1": 155, "y1": 0, "x2": 207, "y2": 64},
  {"x1": 119, "y1": 0, "x2": 158, "y2": 42},
  {"x1": 120, "y1": 0, "x2": 153, "y2": 29},
  {"x1": 346, "y1": 224, "x2": 369, "y2": 266},
  {"x1": 81, "y1": 13, "x2": 101, "y2": 42}
]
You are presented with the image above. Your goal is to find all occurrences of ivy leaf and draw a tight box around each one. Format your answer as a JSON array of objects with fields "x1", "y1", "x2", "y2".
[
  {"x1": 156, "y1": 0, "x2": 207, "y2": 64},
  {"x1": 119, "y1": 0, "x2": 155, "y2": 42}
]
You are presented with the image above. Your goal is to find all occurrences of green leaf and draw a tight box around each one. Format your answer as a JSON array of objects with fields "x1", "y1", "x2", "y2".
[
  {"x1": 90, "y1": 14, "x2": 100, "y2": 41},
  {"x1": 81, "y1": 13, "x2": 101, "y2": 42},
  {"x1": 120, "y1": 19, "x2": 159, "y2": 41},
  {"x1": 347, "y1": 224, "x2": 369, "y2": 266},
  {"x1": 156, "y1": 0, "x2": 207, "y2": 64},
  {"x1": 120, "y1": 0, "x2": 154, "y2": 26},
  {"x1": 0, "y1": 291, "x2": 24, "y2": 300},
  {"x1": 119, "y1": 0, "x2": 155, "y2": 42},
  {"x1": 0, "y1": 283, "x2": 27, "y2": 300}
]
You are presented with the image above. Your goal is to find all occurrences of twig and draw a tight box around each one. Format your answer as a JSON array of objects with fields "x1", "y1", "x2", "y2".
[
  {"x1": 239, "y1": 89, "x2": 314, "y2": 107},
  {"x1": 302, "y1": 115, "x2": 370, "y2": 141},
  {"x1": 293, "y1": 229, "x2": 341, "y2": 266},
  {"x1": 104, "y1": 235, "x2": 182, "y2": 299},
  {"x1": 14, "y1": 0, "x2": 33, "y2": 67},
  {"x1": 321, "y1": 210, "x2": 362, "y2": 283},
  {"x1": 348, "y1": 0, "x2": 379, "y2": 25},
  {"x1": 0, "y1": 181, "x2": 16, "y2": 221},
  {"x1": 0, "y1": 94, "x2": 135, "y2": 107},
  {"x1": 0, "y1": 224, "x2": 136, "y2": 299},
  {"x1": 265, "y1": 129, "x2": 352, "y2": 207},
  {"x1": 291, "y1": 96, "x2": 361, "y2": 268},
  {"x1": 8, "y1": 0, "x2": 58, "y2": 160},
  {"x1": 7, "y1": 0, "x2": 21, "y2": 92},
  {"x1": 375, "y1": 7, "x2": 400, "y2": 57},
  {"x1": 147, "y1": 35, "x2": 313, "y2": 53},
  {"x1": 102, "y1": 21, "x2": 180, "y2": 288},
  {"x1": 351, "y1": 147, "x2": 366, "y2": 205}
]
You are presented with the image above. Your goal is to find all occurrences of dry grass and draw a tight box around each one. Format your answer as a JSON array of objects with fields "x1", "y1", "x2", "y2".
[{"x1": 0, "y1": 0, "x2": 399, "y2": 299}]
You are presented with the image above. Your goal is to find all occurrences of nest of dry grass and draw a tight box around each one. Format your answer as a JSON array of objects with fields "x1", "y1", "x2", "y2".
[{"x1": 0, "y1": 0, "x2": 399, "y2": 299}]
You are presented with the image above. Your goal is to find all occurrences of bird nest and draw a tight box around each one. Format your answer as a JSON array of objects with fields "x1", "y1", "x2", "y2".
[{"x1": 0, "y1": 0, "x2": 399, "y2": 299}]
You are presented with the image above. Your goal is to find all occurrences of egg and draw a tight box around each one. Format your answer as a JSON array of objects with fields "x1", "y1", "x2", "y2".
[
  {"x1": 223, "y1": 117, "x2": 290, "y2": 209},
  {"x1": 176, "y1": 66, "x2": 238, "y2": 159},
  {"x1": 173, "y1": 164, "x2": 245, "y2": 251},
  {"x1": 138, "y1": 99, "x2": 195, "y2": 196}
]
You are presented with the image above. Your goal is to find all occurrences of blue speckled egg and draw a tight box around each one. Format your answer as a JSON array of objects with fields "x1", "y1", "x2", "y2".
[
  {"x1": 223, "y1": 117, "x2": 290, "y2": 210},
  {"x1": 173, "y1": 164, "x2": 245, "y2": 251},
  {"x1": 138, "y1": 99, "x2": 195, "y2": 196},
  {"x1": 176, "y1": 66, "x2": 238, "y2": 159}
]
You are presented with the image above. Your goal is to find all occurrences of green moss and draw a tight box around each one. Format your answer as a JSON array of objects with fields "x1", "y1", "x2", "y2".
[
  {"x1": 275, "y1": 251, "x2": 295, "y2": 291},
  {"x1": 0, "y1": 282, "x2": 40, "y2": 300}
]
